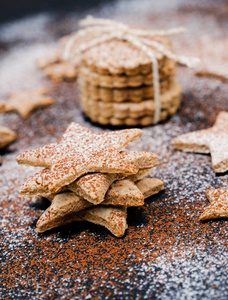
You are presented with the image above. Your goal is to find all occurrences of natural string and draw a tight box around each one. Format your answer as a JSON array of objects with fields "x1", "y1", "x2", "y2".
[{"x1": 63, "y1": 16, "x2": 200, "y2": 124}]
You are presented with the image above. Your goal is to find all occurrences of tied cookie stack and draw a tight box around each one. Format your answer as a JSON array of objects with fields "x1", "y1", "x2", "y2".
[
  {"x1": 16, "y1": 123, "x2": 164, "y2": 237},
  {"x1": 37, "y1": 17, "x2": 199, "y2": 126},
  {"x1": 78, "y1": 45, "x2": 182, "y2": 126},
  {"x1": 75, "y1": 20, "x2": 183, "y2": 126},
  {"x1": 65, "y1": 17, "x2": 185, "y2": 126}
]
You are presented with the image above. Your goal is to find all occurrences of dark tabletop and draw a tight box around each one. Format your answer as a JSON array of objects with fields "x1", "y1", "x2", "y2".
[{"x1": 0, "y1": 0, "x2": 228, "y2": 299}]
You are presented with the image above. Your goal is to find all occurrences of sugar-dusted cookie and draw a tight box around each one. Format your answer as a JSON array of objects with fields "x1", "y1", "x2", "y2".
[
  {"x1": 82, "y1": 94, "x2": 181, "y2": 126},
  {"x1": 36, "y1": 48, "x2": 62, "y2": 69},
  {"x1": 0, "y1": 87, "x2": 54, "y2": 118},
  {"x1": 135, "y1": 178, "x2": 164, "y2": 198},
  {"x1": 173, "y1": 111, "x2": 228, "y2": 173},
  {"x1": 103, "y1": 179, "x2": 144, "y2": 206},
  {"x1": 78, "y1": 77, "x2": 173, "y2": 103},
  {"x1": 16, "y1": 123, "x2": 142, "y2": 192},
  {"x1": 184, "y1": 35, "x2": 228, "y2": 81},
  {"x1": 80, "y1": 80, "x2": 181, "y2": 120},
  {"x1": 20, "y1": 151, "x2": 158, "y2": 202},
  {"x1": 44, "y1": 62, "x2": 77, "y2": 81},
  {"x1": 0, "y1": 126, "x2": 17, "y2": 149},
  {"x1": 200, "y1": 189, "x2": 228, "y2": 220},
  {"x1": 36, "y1": 177, "x2": 164, "y2": 235},
  {"x1": 0, "y1": 126, "x2": 17, "y2": 164},
  {"x1": 79, "y1": 61, "x2": 176, "y2": 88},
  {"x1": 17, "y1": 122, "x2": 163, "y2": 237},
  {"x1": 82, "y1": 206, "x2": 128, "y2": 237}
]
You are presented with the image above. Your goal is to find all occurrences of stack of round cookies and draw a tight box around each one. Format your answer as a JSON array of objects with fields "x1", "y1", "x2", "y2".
[
  {"x1": 36, "y1": 17, "x2": 187, "y2": 126},
  {"x1": 77, "y1": 36, "x2": 182, "y2": 126}
]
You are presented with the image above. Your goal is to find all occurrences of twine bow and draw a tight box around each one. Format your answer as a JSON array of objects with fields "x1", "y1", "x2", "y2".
[{"x1": 63, "y1": 16, "x2": 200, "y2": 124}]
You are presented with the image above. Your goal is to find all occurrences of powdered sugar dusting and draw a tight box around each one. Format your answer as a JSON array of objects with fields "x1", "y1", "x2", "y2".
[
  {"x1": 1, "y1": 0, "x2": 228, "y2": 298},
  {"x1": 0, "y1": 44, "x2": 50, "y2": 96},
  {"x1": 16, "y1": 124, "x2": 141, "y2": 192},
  {"x1": 173, "y1": 111, "x2": 228, "y2": 173}
]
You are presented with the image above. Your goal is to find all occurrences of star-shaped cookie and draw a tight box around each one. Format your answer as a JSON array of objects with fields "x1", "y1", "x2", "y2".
[
  {"x1": 0, "y1": 125, "x2": 17, "y2": 163},
  {"x1": 0, "y1": 86, "x2": 54, "y2": 118},
  {"x1": 19, "y1": 150, "x2": 158, "y2": 201},
  {"x1": 16, "y1": 123, "x2": 142, "y2": 192},
  {"x1": 44, "y1": 62, "x2": 77, "y2": 81},
  {"x1": 200, "y1": 189, "x2": 228, "y2": 220},
  {"x1": 173, "y1": 111, "x2": 228, "y2": 173},
  {"x1": 36, "y1": 177, "x2": 164, "y2": 235},
  {"x1": 0, "y1": 126, "x2": 17, "y2": 149}
]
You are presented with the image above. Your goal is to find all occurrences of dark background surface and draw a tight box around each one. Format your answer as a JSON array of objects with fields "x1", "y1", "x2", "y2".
[
  {"x1": 0, "y1": 0, "x2": 228, "y2": 299},
  {"x1": 0, "y1": 0, "x2": 114, "y2": 23}
]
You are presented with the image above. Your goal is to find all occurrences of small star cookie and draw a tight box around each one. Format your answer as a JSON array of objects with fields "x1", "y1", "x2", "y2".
[
  {"x1": 0, "y1": 125, "x2": 17, "y2": 164},
  {"x1": 200, "y1": 189, "x2": 228, "y2": 220},
  {"x1": 173, "y1": 111, "x2": 228, "y2": 173},
  {"x1": 0, "y1": 86, "x2": 54, "y2": 118},
  {"x1": 44, "y1": 62, "x2": 77, "y2": 81},
  {"x1": 16, "y1": 123, "x2": 142, "y2": 192},
  {"x1": 0, "y1": 126, "x2": 17, "y2": 149},
  {"x1": 194, "y1": 36, "x2": 228, "y2": 81}
]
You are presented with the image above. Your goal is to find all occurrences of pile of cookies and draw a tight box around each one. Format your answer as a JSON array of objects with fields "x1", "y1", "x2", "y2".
[
  {"x1": 77, "y1": 36, "x2": 182, "y2": 126},
  {"x1": 16, "y1": 123, "x2": 163, "y2": 237},
  {"x1": 37, "y1": 17, "x2": 186, "y2": 126},
  {"x1": 78, "y1": 48, "x2": 182, "y2": 126}
]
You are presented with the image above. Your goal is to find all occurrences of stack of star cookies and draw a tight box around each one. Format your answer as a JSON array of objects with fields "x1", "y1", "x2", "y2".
[
  {"x1": 77, "y1": 38, "x2": 182, "y2": 126},
  {"x1": 16, "y1": 123, "x2": 164, "y2": 237}
]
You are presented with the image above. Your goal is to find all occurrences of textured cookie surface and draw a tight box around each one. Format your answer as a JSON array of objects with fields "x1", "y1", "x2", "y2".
[
  {"x1": 16, "y1": 123, "x2": 142, "y2": 192},
  {"x1": 79, "y1": 59, "x2": 176, "y2": 88},
  {"x1": 200, "y1": 189, "x2": 228, "y2": 220},
  {"x1": 19, "y1": 150, "x2": 157, "y2": 201},
  {"x1": 173, "y1": 111, "x2": 228, "y2": 173},
  {"x1": 81, "y1": 81, "x2": 182, "y2": 126},
  {"x1": 78, "y1": 76, "x2": 173, "y2": 103},
  {"x1": 0, "y1": 126, "x2": 17, "y2": 149}
]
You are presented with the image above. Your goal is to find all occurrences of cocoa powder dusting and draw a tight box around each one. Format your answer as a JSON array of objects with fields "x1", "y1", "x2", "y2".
[{"x1": 1, "y1": 0, "x2": 228, "y2": 299}]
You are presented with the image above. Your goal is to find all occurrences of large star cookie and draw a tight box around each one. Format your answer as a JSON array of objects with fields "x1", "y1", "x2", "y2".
[
  {"x1": 173, "y1": 111, "x2": 228, "y2": 173},
  {"x1": 0, "y1": 86, "x2": 54, "y2": 118},
  {"x1": 16, "y1": 123, "x2": 142, "y2": 192},
  {"x1": 19, "y1": 150, "x2": 158, "y2": 201},
  {"x1": 200, "y1": 189, "x2": 228, "y2": 220}
]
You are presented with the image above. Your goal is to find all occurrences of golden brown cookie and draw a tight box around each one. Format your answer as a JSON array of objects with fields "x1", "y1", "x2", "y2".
[
  {"x1": 44, "y1": 62, "x2": 77, "y2": 81},
  {"x1": 78, "y1": 59, "x2": 176, "y2": 88},
  {"x1": 80, "y1": 80, "x2": 181, "y2": 118},
  {"x1": 135, "y1": 178, "x2": 164, "y2": 198},
  {"x1": 36, "y1": 177, "x2": 164, "y2": 235},
  {"x1": 19, "y1": 151, "x2": 158, "y2": 201},
  {"x1": 36, "y1": 48, "x2": 62, "y2": 69},
  {"x1": 0, "y1": 87, "x2": 54, "y2": 118},
  {"x1": 173, "y1": 111, "x2": 228, "y2": 173},
  {"x1": 0, "y1": 126, "x2": 17, "y2": 149},
  {"x1": 200, "y1": 189, "x2": 228, "y2": 220},
  {"x1": 66, "y1": 32, "x2": 173, "y2": 76},
  {"x1": 103, "y1": 179, "x2": 144, "y2": 206},
  {"x1": 78, "y1": 76, "x2": 173, "y2": 103},
  {"x1": 16, "y1": 123, "x2": 142, "y2": 192},
  {"x1": 184, "y1": 35, "x2": 228, "y2": 81},
  {"x1": 81, "y1": 81, "x2": 181, "y2": 126},
  {"x1": 81, "y1": 206, "x2": 128, "y2": 237}
]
